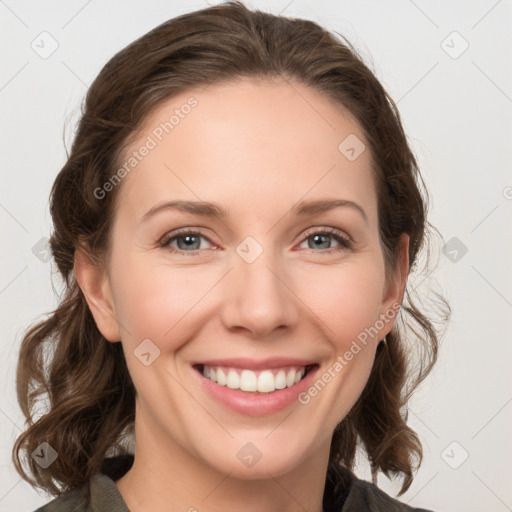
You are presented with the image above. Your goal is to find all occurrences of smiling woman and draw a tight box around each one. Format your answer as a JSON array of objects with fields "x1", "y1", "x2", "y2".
[{"x1": 13, "y1": 2, "x2": 450, "y2": 512}]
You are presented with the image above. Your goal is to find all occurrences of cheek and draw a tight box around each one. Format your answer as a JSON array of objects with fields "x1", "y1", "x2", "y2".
[
  {"x1": 111, "y1": 258, "x2": 213, "y2": 345},
  {"x1": 299, "y1": 259, "x2": 385, "y2": 345}
]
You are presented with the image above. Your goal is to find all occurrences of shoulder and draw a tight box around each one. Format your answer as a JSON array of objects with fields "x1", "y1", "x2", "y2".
[
  {"x1": 33, "y1": 474, "x2": 128, "y2": 512},
  {"x1": 32, "y1": 455, "x2": 133, "y2": 512},
  {"x1": 343, "y1": 475, "x2": 434, "y2": 512},
  {"x1": 33, "y1": 485, "x2": 88, "y2": 512}
]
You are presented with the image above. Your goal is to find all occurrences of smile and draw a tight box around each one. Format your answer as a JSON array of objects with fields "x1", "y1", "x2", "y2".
[
  {"x1": 201, "y1": 365, "x2": 312, "y2": 393},
  {"x1": 191, "y1": 358, "x2": 320, "y2": 415}
]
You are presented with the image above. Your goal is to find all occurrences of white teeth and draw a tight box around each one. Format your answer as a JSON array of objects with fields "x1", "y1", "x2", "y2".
[
  {"x1": 226, "y1": 370, "x2": 239, "y2": 389},
  {"x1": 286, "y1": 369, "x2": 296, "y2": 387},
  {"x1": 240, "y1": 369, "x2": 257, "y2": 392},
  {"x1": 275, "y1": 370, "x2": 287, "y2": 389},
  {"x1": 201, "y1": 365, "x2": 309, "y2": 393},
  {"x1": 257, "y1": 370, "x2": 275, "y2": 393},
  {"x1": 217, "y1": 368, "x2": 226, "y2": 386}
]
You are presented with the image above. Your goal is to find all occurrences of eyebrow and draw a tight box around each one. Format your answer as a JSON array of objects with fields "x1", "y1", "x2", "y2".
[{"x1": 142, "y1": 198, "x2": 368, "y2": 224}]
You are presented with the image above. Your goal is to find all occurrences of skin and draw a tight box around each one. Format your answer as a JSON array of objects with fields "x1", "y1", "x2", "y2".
[{"x1": 75, "y1": 77, "x2": 409, "y2": 512}]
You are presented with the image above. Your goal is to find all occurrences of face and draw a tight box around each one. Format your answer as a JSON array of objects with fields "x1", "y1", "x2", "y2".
[{"x1": 78, "y1": 77, "x2": 408, "y2": 480}]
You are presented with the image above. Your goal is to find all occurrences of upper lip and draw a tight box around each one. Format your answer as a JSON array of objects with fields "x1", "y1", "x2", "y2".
[{"x1": 192, "y1": 357, "x2": 318, "y2": 371}]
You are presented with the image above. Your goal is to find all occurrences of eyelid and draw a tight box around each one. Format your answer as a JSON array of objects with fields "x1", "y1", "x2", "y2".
[
  {"x1": 159, "y1": 226, "x2": 353, "y2": 253},
  {"x1": 299, "y1": 226, "x2": 352, "y2": 245},
  {"x1": 159, "y1": 227, "x2": 217, "y2": 248}
]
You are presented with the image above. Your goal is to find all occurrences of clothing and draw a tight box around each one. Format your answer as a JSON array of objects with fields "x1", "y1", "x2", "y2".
[{"x1": 34, "y1": 454, "x2": 433, "y2": 512}]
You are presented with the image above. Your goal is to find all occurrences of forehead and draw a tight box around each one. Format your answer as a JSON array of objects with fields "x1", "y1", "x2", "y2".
[{"x1": 114, "y1": 77, "x2": 377, "y2": 225}]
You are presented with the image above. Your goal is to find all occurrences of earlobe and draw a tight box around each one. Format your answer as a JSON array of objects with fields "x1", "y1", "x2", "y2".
[{"x1": 73, "y1": 246, "x2": 121, "y2": 342}]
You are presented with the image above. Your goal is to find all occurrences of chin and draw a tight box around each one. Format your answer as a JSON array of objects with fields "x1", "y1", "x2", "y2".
[{"x1": 198, "y1": 440, "x2": 310, "y2": 480}]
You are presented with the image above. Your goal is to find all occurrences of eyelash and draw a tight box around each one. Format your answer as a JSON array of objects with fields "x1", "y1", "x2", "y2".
[{"x1": 159, "y1": 227, "x2": 353, "y2": 254}]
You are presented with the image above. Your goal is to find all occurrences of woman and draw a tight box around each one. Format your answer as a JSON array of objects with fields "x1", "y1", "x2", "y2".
[{"x1": 13, "y1": 2, "x2": 450, "y2": 511}]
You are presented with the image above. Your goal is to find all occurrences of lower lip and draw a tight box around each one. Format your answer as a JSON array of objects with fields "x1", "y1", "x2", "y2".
[{"x1": 193, "y1": 365, "x2": 319, "y2": 416}]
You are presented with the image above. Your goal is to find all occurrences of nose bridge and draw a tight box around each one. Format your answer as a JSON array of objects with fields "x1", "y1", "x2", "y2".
[{"x1": 223, "y1": 237, "x2": 298, "y2": 335}]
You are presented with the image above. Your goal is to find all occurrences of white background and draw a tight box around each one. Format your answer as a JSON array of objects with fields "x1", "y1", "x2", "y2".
[{"x1": 1, "y1": 1, "x2": 511, "y2": 511}]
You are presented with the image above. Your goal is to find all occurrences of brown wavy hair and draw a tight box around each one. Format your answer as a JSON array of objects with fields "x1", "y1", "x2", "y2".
[{"x1": 13, "y1": 0, "x2": 450, "y2": 499}]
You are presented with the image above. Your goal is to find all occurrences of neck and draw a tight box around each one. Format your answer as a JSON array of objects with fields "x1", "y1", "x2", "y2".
[{"x1": 115, "y1": 411, "x2": 331, "y2": 512}]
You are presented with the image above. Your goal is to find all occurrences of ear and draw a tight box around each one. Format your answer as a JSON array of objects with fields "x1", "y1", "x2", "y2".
[
  {"x1": 379, "y1": 233, "x2": 410, "y2": 331},
  {"x1": 74, "y1": 246, "x2": 121, "y2": 342}
]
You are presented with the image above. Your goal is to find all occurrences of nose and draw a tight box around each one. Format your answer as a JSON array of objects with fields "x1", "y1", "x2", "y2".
[{"x1": 220, "y1": 246, "x2": 300, "y2": 338}]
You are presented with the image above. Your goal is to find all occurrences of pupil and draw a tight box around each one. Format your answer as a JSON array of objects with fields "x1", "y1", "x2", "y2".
[
  {"x1": 179, "y1": 235, "x2": 199, "y2": 250},
  {"x1": 311, "y1": 234, "x2": 330, "y2": 249}
]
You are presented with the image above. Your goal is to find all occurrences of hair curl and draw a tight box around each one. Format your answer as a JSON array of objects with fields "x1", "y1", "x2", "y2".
[{"x1": 13, "y1": 0, "x2": 450, "y2": 498}]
